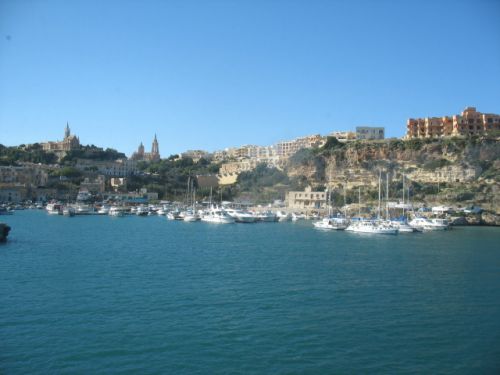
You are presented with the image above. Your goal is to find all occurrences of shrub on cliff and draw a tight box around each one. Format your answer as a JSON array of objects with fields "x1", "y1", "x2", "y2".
[{"x1": 423, "y1": 158, "x2": 451, "y2": 170}]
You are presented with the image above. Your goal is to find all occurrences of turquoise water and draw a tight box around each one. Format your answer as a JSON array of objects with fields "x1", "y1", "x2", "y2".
[{"x1": 1, "y1": 211, "x2": 500, "y2": 374}]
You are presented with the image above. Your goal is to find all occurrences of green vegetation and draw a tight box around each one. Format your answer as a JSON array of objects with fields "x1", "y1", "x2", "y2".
[
  {"x1": 422, "y1": 158, "x2": 451, "y2": 170},
  {"x1": 61, "y1": 146, "x2": 126, "y2": 164},
  {"x1": 127, "y1": 157, "x2": 223, "y2": 200},
  {"x1": 49, "y1": 167, "x2": 83, "y2": 178},
  {"x1": 237, "y1": 163, "x2": 289, "y2": 191},
  {"x1": 0, "y1": 144, "x2": 58, "y2": 165},
  {"x1": 320, "y1": 136, "x2": 345, "y2": 153}
]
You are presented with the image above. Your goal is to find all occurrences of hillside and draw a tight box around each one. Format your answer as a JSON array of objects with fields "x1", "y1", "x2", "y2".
[{"x1": 283, "y1": 136, "x2": 499, "y2": 211}]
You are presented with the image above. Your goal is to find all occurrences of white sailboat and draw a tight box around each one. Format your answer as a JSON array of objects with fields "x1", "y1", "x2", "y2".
[
  {"x1": 313, "y1": 187, "x2": 348, "y2": 230},
  {"x1": 345, "y1": 175, "x2": 398, "y2": 235},
  {"x1": 184, "y1": 183, "x2": 200, "y2": 222}
]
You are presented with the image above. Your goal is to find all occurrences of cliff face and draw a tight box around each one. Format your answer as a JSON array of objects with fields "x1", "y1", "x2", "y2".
[{"x1": 285, "y1": 138, "x2": 500, "y2": 211}]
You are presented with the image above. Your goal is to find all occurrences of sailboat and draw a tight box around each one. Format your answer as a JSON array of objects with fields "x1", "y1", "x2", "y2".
[
  {"x1": 345, "y1": 174, "x2": 398, "y2": 235},
  {"x1": 390, "y1": 173, "x2": 419, "y2": 232},
  {"x1": 313, "y1": 187, "x2": 348, "y2": 230},
  {"x1": 201, "y1": 187, "x2": 235, "y2": 224},
  {"x1": 184, "y1": 181, "x2": 200, "y2": 222}
]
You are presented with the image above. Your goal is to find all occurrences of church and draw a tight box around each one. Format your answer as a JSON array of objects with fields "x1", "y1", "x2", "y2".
[
  {"x1": 42, "y1": 123, "x2": 80, "y2": 153},
  {"x1": 131, "y1": 135, "x2": 161, "y2": 162}
]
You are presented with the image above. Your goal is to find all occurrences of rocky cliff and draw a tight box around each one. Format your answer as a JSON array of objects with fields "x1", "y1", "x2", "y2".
[{"x1": 285, "y1": 137, "x2": 500, "y2": 212}]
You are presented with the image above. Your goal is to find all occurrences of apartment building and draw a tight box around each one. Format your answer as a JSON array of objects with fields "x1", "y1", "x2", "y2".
[{"x1": 406, "y1": 107, "x2": 500, "y2": 139}]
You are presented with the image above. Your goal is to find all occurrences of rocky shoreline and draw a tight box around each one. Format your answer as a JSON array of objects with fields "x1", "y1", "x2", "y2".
[
  {"x1": 0, "y1": 223, "x2": 11, "y2": 242},
  {"x1": 450, "y1": 212, "x2": 500, "y2": 226}
]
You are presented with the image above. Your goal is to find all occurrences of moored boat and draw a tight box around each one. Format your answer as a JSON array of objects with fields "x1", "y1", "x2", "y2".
[
  {"x1": 255, "y1": 210, "x2": 278, "y2": 222},
  {"x1": 109, "y1": 206, "x2": 126, "y2": 217},
  {"x1": 46, "y1": 203, "x2": 63, "y2": 215},
  {"x1": 62, "y1": 206, "x2": 76, "y2": 217},
  {"x1": 201, "y1": 206, "x2": 235, "y2": 224},
  {"x1": 313, "y1": 216, "x2": 349, "y2": 230},
  {"x1": 409, "y1": 217, "x2": 448, "y2": 231},
  {"x1": 345, "y1": 220, "x2": 398, "y2": 235}
]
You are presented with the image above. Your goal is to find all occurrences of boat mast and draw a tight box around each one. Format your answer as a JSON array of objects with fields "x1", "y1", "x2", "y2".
[
  {"x1": 343, "y1": 184, "x2": 347, "y2": 218},
  {"x1": 402, "y1": 173, "x2": 405, "y2": 217},
  {"x1": 358, "y1": 186, "x2": 361, "y2": 218},
  {"x1": 193, "y1": 186, "x2": 196, "y2": 212},
  {"x1": 327, "y1": 188, "x2": 331, "y2": 217},
  {"x1": 378, "y1": 170, "x2": 381, "y2": 220},
  {"x1": 386, "y1": 172, "x2": 389, "y2": 220},
  {"x1": 186, "y1": 176, "x2": 191, "y2": 207}
]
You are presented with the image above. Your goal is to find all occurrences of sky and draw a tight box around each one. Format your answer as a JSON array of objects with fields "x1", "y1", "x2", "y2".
[{"x1": 1, "y1": 0, "x2": 499, "y2": 157}]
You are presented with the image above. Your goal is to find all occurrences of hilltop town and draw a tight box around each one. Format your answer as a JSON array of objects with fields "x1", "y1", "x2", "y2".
[{"x1": 1, "y1": 107, "x2": 499, "y2": 216}]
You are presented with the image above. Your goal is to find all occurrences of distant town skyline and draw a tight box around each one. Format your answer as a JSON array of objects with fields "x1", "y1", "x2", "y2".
[{"x1": 1, "y1": 0, "x2": 499, "y2": 156}]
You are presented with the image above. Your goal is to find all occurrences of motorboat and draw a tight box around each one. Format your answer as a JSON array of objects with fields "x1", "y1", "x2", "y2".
[
  {"x1": 313, "y1": 216, "x2": 349, "y2": 230},
  {"x1": 156, "y1": 206, "x2": 168, "y2": 216},
  {"x1": 201, "y1": 207, "x2": 235, "y2": 224},
  {"x1": 136, "y1": 206, "x2": 149, "y2": 216},
  {"x1": 390, "y1": 218, "x2": 420, "y2": 233},
  {"x1": 75, "y1": 204, "x2": 92, "y2": 215},
  {"x1": 166, "y1": 210, "x2": 183, "y2": 220},
  {"x1": 409, "y1": 217, "x2": 448, "y2": 231},
  {"x1": 97, "y1": 205, "x2": 110, "y2": 215},
  {"x1": 109, "y1": 206, "x2": 126, "y2": 217},
  {"x1": 225, "y1": 208, "x2": 257, "y2": 223},
  {"x1": 254, "y1": 210, "x2": 278, "y2": 222},
  {"x1": 291, "y1": 213, "x2": 306, "y2": 221},
  {"x1": 183, "y1": 210, "x2": 200, "y2": 222},
  {"x1": 276, "y1": 211, "x2": 291, "y2": 222},
  {"x1": 345, "y1": 220, "x2": 398, "y2": 235},
  {"x1": 62, "y1": 206, "x2": 76, "y2": 217},
  {"x1": 46, "y1": 203, "x2": 62, "y2": 215}
]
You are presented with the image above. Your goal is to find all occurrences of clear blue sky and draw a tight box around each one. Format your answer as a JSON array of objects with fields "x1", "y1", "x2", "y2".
[{"x1": 1, "y1": 0, "x2": 499, "y2": 157}]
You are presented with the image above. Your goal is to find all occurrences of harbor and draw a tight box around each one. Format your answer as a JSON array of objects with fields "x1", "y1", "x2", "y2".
[{"x1": 1, "y1": 209, "x2": 499, "y2": 373}]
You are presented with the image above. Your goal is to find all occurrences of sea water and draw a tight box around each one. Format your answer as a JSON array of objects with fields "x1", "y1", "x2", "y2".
[{"x1": 1, "y1": 210, "x2": 500, "y2": 373}]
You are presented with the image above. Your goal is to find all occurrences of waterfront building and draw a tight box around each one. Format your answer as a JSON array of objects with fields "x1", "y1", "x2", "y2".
[
  {"x1": 406, "y1": 107, "x2": 500, "y2": 139},
  {"x1": 0, "y1": 164, "x2": 52, "y2": 202},
  {"x1": 42, "y1": 123, "x2": 80, "y2": 153},
  {"x1": 285, "y1": 186, "x2": 327, "y2": 210},
  {"x1": 131, "y1": 135, "x2": 161, "y2": 162},
  {"x1": 75, "y1": 158, "x2": 138, "y2": 177},
  {"x1": 355, "y1": 126, "x2": 385, "y2": 140},
  {"x1": 0, "y1": 184, "x2": 27, "y2": 203}
]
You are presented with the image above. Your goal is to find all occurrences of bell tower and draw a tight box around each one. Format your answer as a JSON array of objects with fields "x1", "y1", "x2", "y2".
[{"x1": 64, "y1": 122, "x2": 71, "y2": 139}]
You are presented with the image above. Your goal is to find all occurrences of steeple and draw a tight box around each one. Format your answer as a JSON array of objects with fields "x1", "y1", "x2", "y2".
[
  {"x1": 138, "y1": 142, "x2": 145, "y2": 155},
  {"x1": 151, "y1": 134, "x2": 160, "y2": 161},
  {"x1": 65, "y1": 122, "x2": 71, "y2": 139}
]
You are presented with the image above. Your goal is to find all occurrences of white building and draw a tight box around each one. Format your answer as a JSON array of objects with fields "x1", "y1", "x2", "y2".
[{"x1": 355, "y1": 127, "x2": 385, "y2": 140}]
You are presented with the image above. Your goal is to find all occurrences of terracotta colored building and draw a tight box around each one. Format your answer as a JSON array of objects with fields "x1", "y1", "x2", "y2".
[{"x1": 406, "y1": 107, "x2": 500, "y2": 139}]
